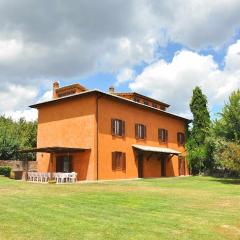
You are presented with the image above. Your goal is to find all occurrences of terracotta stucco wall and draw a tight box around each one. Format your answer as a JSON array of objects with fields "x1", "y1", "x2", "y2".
[
  {"x1": 36, "y1": 95, "x2": 97, "y2": 180},
  {"x1": 36, "y1": 92, "x2": 188, "y2": 181},
  {"x1": 98, "y1": 96, "x2": 188, "y2": 180}
]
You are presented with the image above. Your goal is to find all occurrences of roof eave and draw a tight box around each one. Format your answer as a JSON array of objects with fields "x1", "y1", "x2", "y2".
[{"x1": 29, "y1": 89, "x2": 191, "y2": 122}]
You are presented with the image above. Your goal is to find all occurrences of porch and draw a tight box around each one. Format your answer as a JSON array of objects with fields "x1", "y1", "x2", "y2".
[
  {"x1": 132, "y1": 144, "x2": 185, "y2": 177},
  {"x1": 20, "y1": 146, "x2": 90, "y2": 183}
]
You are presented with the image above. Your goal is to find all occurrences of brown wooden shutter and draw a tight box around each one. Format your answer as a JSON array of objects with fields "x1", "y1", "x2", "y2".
[
  {"x1": 158, "y1": 128, "x2": 161, "y2": 141},
  {"x1": 118, "y1": 120, "x2": 122, "y2": 136},
  {"x1": 166, "y1": 130, "x2": 168, "y2": 142},
  {"x1": 122, "y1": 153, "x2": 126, "y2": 171},
  {"x1": 144, "y1": 125, "x2": 147, "y2": 139},
  {"x1": 122, "y1": 121, "x2": 125, "y2": 136},
  {"x1": 119, "y1": 152, "x2": 123, "y2": 170},
  {"x1": 117, "y1": 152, "x2": 121, "y2": 170},
  {"x1": 111, "y1": 119, "x2": 115, "y2": 136},
  {"x1": 177, "y1": 133, "x2": 185, "y2": 145},
  {"x1": 135, "y1": 124, "x2": 138, "y2": 139},
  {"x1": 112, "y1": 152, "x2": 116, "y2": 170},
  {"x1": 177, "y1": 132, "x2": 180, "y2": 144}
]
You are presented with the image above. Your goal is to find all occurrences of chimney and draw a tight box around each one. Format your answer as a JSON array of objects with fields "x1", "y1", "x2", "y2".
[
  {"x1": 109, "y1": 86, "x2": 115, "y2": 94},
  {"x1": 53, "y1": 81, "x2": 60, "y2": 99}
]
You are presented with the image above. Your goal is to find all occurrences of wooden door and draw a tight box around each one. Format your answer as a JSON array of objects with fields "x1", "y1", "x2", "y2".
[
  {"x1": 178, "y1": 157, "x2": 185, "y2": 175},
  {"x1": 138, "y1": 153, "x2": 143, "y2": 178},
  {"x1": 56, "y1": 155, "x2": 73, "y2": 172},
  {"x1": 160, "y1": 155, "x2": 166, "y2": 177}
]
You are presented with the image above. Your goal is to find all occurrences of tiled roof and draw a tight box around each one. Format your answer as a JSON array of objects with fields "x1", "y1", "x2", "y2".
[{"x1": 30, "y1": 89, "x2": 191, "y2": 122}]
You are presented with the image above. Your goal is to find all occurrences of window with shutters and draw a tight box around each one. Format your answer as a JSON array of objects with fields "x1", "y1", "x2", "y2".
[
  {"x1": 111, "y1": 119, "x2": 125, "y2": 137},
  {"x1": 158, "y1": 128, "x2": 168, "y2": 142},
  {"x1": 144, "y1": 100, "x2": 149, "y2": 105},
  {"x1": 177, "y1": 132, "x2": 185, "y2": 145},
  {"x1": 112, "y1": 152, "x2": 126, "y2": 171},
  {"x1": 135, "y1": 124, "x2": 146, "y2": 140}
]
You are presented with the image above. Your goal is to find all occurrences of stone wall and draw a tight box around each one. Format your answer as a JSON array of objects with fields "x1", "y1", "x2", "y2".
[{"x1": 0, "y1": 160, "x2": 37, "y2": 171}]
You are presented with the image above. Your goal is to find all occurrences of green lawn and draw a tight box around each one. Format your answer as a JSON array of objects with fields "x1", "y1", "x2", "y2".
[{"x1": 0, "y1": 176, "x2": 239, "y2": 240}]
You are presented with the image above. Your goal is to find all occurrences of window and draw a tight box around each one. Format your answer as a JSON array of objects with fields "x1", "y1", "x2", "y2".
[
  {"x1": 144, "y1": 100, "x2": 149, "y2": 105},
  {"x1": 112, "y1": 152, "x2": 126, "y2": 171},
  {"x1": 158, "y1": 128, "x2": 168, "y2": 142},
  {"x1": 152, "y1": 103, "x2": 158, "y2": 108},
  {"x1": 177, "y1": 132, "x2": 185, "y2": 145},
  {"x1": 111, "y1": 119, "x2": 125, "y2": 137},
  {"x1": 134, "y1": 97, "x2": 140, "y2": 103},
  {"x1": 135, "y1": 124, "x2": 146, "y2": 139}
]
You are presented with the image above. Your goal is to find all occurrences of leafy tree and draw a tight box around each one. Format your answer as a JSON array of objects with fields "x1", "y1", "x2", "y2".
[
  {"x1": 0, "y1": 117, "x2": 18, "y2": 159},
  {"x1": 214, "y1": 140, "x2": 240, "y2": 175},
  {"x1": 187, "y1": 87, "x2": 211, "y2": 174},
  {"x1": 212, "y1": 90, "x2": 240, "y2": 174},
  {"x1": 214, "y1": 90, "x2": 240, "y2": 142},
  {"x1": 0, "y1": 116, "x2": 37, "y2": 160}
]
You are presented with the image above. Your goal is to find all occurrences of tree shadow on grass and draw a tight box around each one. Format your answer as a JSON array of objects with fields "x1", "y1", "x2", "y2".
[{"x1": 210, "y1": 177, "x2": 240, "y2": 185}]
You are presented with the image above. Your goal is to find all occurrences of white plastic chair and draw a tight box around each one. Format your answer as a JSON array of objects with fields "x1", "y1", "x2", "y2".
[
  {"x1": 62, "y1": 173, "x2": 68, "y2": 183},
  {"x1": 69, "y1": 172, "x2": 77, "y2": 183},
  {"x1": 42, "y1": 173, "x2": 48, "y2": 182},
  {"x1": 33, "y1": 172, "x2": 38, "y2": 182},
  {"x1": 28, "y1": 172, "x2": 33, "y2": 181},
  {"x1": 56, "y1": 172, "x2": 62, "y2": 184}
]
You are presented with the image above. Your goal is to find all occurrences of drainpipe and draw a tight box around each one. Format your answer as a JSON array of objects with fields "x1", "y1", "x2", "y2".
[
  {"x1": 96, "y1": 93, "x2": 99, "y2": 180},
  {"x1": 96, "y1": 92, "x2": 103, "y2": 180},
  {"x1": 96, "y1": 92, "x2": 104, "y2": 180}
]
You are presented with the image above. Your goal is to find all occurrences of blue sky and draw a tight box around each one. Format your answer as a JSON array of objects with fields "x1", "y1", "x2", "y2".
[
  {"x1": 0, "y1": 1, "x2": 239, "y2": 120},
  {"x1": 69, "y1": 40, "x2": 227, "y2": 92},
  {"x1": 70, "y1": 36, "x2": 240, "y2": 120}
]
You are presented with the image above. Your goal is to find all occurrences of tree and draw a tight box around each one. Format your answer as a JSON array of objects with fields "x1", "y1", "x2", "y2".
[
  {"x1": 214, "y1": 140, "x2": 240, "y2": 175},
  {"x1": 214, "y1": 90, "x2": 240, "y2": 142},
  {"x1": 0, "y1": 116, "x2": 37, "y2": 160},
  {"x1": 187, "y1": 87, "x2": 211, "y2": 174},
  {"x1": 0, "y1": 117, "x2": 18, "y2": 159},
  {"x1": 212, "y1": 90, "x2": 240, "y2": 175}
]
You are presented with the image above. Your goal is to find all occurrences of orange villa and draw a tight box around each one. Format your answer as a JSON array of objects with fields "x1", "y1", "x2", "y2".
[{"x1": 26, "y1": 82, "x2": 190, "y2": 181}]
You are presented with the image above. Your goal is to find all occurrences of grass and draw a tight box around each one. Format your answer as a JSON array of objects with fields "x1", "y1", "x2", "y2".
[{"x1": 0, "y1": 176, "x2": 239, "y2": 240}]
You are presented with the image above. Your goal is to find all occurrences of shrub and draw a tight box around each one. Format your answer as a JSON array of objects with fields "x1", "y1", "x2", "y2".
[
  {"x1": 0, "y1": 166, "x2": 11, "y2": 177},
  {"x1": 214, "y1": 140, "x2": 240, "y2": 175}
]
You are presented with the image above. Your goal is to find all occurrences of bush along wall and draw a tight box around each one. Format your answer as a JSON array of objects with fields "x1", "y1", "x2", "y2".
[{"x1": 0, "y1": 166, "x2": 11, "y2": 177}]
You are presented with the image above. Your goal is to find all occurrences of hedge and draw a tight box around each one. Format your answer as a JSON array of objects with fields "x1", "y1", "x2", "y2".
[{"x1": 0, "y1": 166, "x2": 11, "y2": 177}]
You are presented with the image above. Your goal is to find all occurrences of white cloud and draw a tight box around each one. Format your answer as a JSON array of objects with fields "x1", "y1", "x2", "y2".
[
  {"x1": 0, "y1": 39, "x2": 23, "y2": 61},
  {"x1": 0, "y1": 84, "x2": 52, "y2": 121},
  {"x1": 0, "y1": 0, "x2": 240, "y2": 119},
  {"x1": 148, "y1": 0, "x2": 240, "y2": 49},
  {"x1": 4, "y1": 109, "x2": 37, "y2": 122},
  {"x1": 224, "y1": 40, "x2": 240, "y2": 71},
  {"x1": 116, "y1": 68, "x2": 135, "y2": 85},
  {"x1": 0, "y1": 0, "x2": 239, "y2": 86},
  {"x1": 130, "y1": 41, "x2": 240, "y2": 118},
  {"x1": 0, "y1": 84, "x2": 37, "y2": 112},
  {"x1": 37, "y1": 90, "x2": 52, "y2": 103}
]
